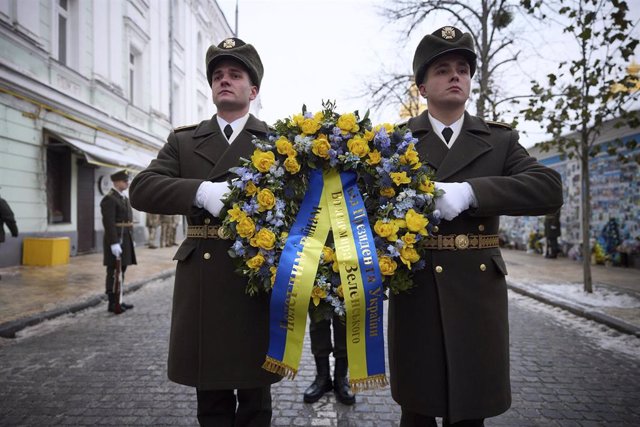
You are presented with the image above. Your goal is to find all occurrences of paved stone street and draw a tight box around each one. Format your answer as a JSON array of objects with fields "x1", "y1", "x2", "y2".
[{"x1": 0, "y1": 276, "x2": 639, "y2": 426}]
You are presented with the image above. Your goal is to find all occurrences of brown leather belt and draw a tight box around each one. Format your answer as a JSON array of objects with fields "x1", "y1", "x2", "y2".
[
  {"x1": 424, "y1": 234, "x2": 499, "y2": 250},
  {"x1": 187, "y1": 225, "x2": 229, "y2": 240},
  {"x1": 115, "y1": 222, "x2": 133, "y2": 227}
]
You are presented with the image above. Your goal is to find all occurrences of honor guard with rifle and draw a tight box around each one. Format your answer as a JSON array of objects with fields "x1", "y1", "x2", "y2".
[{"x1": 101, "y1": 169, "x2": 137, "y2": 314}]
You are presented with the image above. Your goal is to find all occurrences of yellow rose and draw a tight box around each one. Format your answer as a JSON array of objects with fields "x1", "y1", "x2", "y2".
[
  {"x1": 275, "y1": 136, "x2": 296, "y2": 156},
  {"x1": 246, "y1": 253, "x2": 265, "y2": 269},
  {"x1": 236, "y1": 216, "x2": 256, "y2": 238},
  {"x1": 390, "y1": 171, "x2": 411, "y2": 186},
  {"x1": 250, "y1": 228, "x2": 276, "y2": 250},
  {"x1": 374, "y1": 123, "x2": 394, "y2": 134},
  {"x1": 402, "y1": 232, "x2": 417, "y2": 246},
  {"x1": 380, "y1": 187, "x2": 395, "y2": 198},
  {"x1": 347, "y1": 135, "x2": 370, "y2": 158},
  {"x1": 301, "y1": 117, "x2": 321, "y2": 135},
  {"x1": 311, "y1": 286, "x2": 328, "y2": 306},
  {"x1": 337, "y1": 113, "x2": 359, "y2": 134},
  {"x1": 227, "y1": 204, "x2": 246, "y2": 222},
  {"x1": 419, "y1": 177, "x2": 435, "y2": 194},
  {"x1": 367, "y1": 149, "x2": 382, "y2": 165},
  {"x1": 400, "y1": 246, "x2": 420, "y2": 268},
  {"x1": 251, "y1": 149, "x2": 275, "y2": 173},
  {"x1": 283, "y1": 155, "x2": 301, "y2": 174},
  {"x1": 405, "y1": 209, "x2": 428, "y2": 235},
  {"x1": 336, "y1": 285, "x2": 344, "y2": 298},
  {"x1": 290, "y1": 113, "x2": 304, "y2": 127},
  {"x1": 280, "y1": 231, "x2": 289, "y2": 243},
  {"x1": 400, "y1": 144, "x2": 420, "y2": 166},
  {"x1": 245, "y1": 181, "x2": 258, "y2": 196},
  {"x1": 314, "y1": 111, "x2": 325, "y2": 122},
  {"x1": 256, "y1": 188, "x2": 276, "y2": 212},
  {"x1": 364, "y1": 129, "x2": 375, "y2": 142},
  {"x1": 311, "y1": 134, "x2": 331, "y2": 159},
  {"x1": 322, "y1": 246, "x2": 335, "y2": 264},
  {"x1": 374, "y1": 219, "x2": 400, "y2": 242},
  {"x1": 379, "y1": 256, "x2": 398, "y2": 276}
]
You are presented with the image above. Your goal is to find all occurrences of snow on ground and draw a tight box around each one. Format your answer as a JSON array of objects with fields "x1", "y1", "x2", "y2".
[
  {"x1": 509, "y1": 291, "x2": 640, "y2": 361},
  {"x1": 534, "y1": 283, "x2": 640, "y2": 308}
]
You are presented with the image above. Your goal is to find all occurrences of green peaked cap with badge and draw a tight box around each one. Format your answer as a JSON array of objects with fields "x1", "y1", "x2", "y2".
[
  {"x1": 413, "y1": 26, "x2": 477, "y2": 85},
  {"x1": 110, "y1": 169, "x2": 130, "y2": 182},
  {"x1": 205, "y1": 37, "x2": 264, "y2": 89}
]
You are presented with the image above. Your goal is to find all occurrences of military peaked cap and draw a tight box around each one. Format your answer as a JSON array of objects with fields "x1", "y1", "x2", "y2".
[
  {"x1": 413, "y1": 26, "x2": 477, "y2": 85},
  {"x1": 205, "y1": 37, "x2": 264, "y2": 88},
  {"x1": 110, "y1": 169, "x2": 130, "y2": 182}
]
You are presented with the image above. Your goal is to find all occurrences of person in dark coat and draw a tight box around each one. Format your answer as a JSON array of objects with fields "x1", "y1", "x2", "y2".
[
  {"x1": 0, "y1": 194, "x2": 19, "y2": 243},
  {"x1": 388, "y1": 26, "x2": 564, "y2": 427},
  {"x1": 129, "y1": 38, "x2": 280, "y2": 427},
  {"x1": 101, "y1": 169, "x2": 136, "y2": 314},
  {"x1": 544, "y1": 210, "x2": 561, "y2": 258}
]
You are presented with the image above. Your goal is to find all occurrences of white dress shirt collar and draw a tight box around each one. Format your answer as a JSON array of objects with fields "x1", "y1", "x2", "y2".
[
  {"x1": 427, "y1": 113, "x2": 465, "y2": 148},
  {"x1": 216, "y1": 113, "x2": 250, "y2": 144}
]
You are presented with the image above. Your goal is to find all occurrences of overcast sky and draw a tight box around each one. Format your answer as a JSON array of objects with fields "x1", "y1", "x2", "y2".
[{"x1": 216, "y1": 0, "x2": 640, "y2": 148}]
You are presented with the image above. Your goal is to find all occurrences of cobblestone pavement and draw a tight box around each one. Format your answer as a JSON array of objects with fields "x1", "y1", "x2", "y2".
[{"x1": 1, "y1": 277, "x2": 639, "y2": 426}]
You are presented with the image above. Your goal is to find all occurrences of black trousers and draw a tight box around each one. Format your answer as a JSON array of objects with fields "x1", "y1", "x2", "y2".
[
  {"x1": 309, "y1": 312, "x2": 347, "y2": 359},
  {"x1": 105, "y1": 264, "x2": 127, "y2": 294},
  {"x1": 400, "y1": 408, "x2": 484, "y2": 427},
  {"x1": 196, "y1": 387, "x2": 272, "y2": 427}
]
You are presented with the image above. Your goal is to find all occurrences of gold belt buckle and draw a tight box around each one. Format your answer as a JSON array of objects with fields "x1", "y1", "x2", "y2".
[{"x1": 454, "y1": 234, "x2": 469, "y2": 250}]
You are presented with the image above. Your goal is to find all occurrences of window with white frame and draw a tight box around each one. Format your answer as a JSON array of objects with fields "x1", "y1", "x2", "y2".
[
  {"x1": 56, "y1": 0, "x2": 70, "y2": 65},
  {"x1": 129, "y1": 47, "x2": 142, "y2": 104}
]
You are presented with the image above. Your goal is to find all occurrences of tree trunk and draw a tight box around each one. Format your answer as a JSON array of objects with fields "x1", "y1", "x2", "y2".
[{"x1": 580, "y1": 134, "x2": 593, "y2": 293}]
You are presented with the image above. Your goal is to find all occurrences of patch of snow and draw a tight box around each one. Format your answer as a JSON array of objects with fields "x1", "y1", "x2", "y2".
[{"x1": 534, "y1": 283, "x2": 640, "y2": 308}]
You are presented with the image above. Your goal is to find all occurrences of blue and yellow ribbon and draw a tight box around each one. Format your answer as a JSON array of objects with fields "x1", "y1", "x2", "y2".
[{"x1": 263, "y1": 169, "x2": 387, "y2": 391}]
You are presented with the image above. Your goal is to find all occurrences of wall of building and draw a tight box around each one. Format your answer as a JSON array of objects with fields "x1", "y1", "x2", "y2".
[{"x1": 0, "y1": 0, "x2": 234, "y2": 267}]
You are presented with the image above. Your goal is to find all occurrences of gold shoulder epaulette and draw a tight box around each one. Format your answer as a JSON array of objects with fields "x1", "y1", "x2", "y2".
[
  {"x1": 174, "y1": 124, "x2": 197, "y2": 132},
  {"x1": 486, "y1": 120, "x2": 512, "y2": 130}
]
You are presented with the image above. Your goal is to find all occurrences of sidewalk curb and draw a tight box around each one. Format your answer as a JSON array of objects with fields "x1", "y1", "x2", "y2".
[
  {"x1": 0, "y1": 269, "x2": 175, "y2": 339},
  {"x1": 507, "y1": 280, "x2": 640, "y2": 338}
]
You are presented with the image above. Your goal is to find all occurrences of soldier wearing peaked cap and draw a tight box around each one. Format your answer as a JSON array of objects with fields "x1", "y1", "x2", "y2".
[
  {"x1": 387, "y1": 26, "x2": 563, "y2": 426},
  {"x1": 129, "y1": 37, "x2": 280, "y2": 426},
  {"x1": 100, "y1": 169, "x2": 136, "y2": 314}
]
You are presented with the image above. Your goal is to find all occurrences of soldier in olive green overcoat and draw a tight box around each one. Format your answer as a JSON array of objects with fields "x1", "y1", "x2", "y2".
[
  {"x1": 388, "y1": 26, "x2": 563, "y2": 426},
  {"x1": 129, "y1": 38, "x2": 280, "y2": 426}
]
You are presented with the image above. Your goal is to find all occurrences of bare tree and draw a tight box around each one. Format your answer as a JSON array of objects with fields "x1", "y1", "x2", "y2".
[
  {"x1": 520, "y1": 0, "x2": 639, "y2": 293},
  {"x1": 367, "y1": 0, "x2": 521, "y2": 121}
]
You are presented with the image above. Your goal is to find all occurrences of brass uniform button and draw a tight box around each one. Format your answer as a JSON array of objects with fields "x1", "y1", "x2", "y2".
[
  {"x1": 480, "y1": 263, "x2": 486, "y2": 271},
  {"x1": 204, "y1": 218, "x2": 211, "y2": 224},
  {"x1": 433, "y1": 225, "x2": 439, "y2": 233},
  {"x1": 478, "y1": 224, "x2": 485, "y2": 232},
  {"x1": 435, "y1": 266, "x2": 443, "y2": 273},
  {"x1": 203, "y1": 252, "x2": 211, "y2": 260}
]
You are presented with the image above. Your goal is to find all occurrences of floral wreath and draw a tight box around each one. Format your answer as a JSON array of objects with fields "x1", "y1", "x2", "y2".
[{"x1": 220, "y1": 101, "x2": 441, "y2": 320}]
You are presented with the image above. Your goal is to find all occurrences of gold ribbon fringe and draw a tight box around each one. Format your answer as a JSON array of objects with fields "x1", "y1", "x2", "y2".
[
  {"x1": 262, "y1": 356, "x2": 298, "y2": 380},
  {"x1": 349, "y1": 374, "x2": 389, "y2": 393}
]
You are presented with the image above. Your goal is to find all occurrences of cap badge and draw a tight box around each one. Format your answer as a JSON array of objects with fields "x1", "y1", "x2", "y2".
[
  {"x1": 222, "y1": 38, "x2": 236, "y2": 49},
  {"x1": 441, "y1": 27, "x2": 456, "y2": 40}
]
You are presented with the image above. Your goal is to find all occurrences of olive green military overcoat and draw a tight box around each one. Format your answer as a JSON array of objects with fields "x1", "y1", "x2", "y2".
[
  {"x1": 101, "y1": 189, "x2": 136, "y2": 267},
  {"x1": 129, "y1": 115, "x2": 281, "y2": 390},
  {"x1": 388, "y1": 112, "x2": 563, "y2": 422}
]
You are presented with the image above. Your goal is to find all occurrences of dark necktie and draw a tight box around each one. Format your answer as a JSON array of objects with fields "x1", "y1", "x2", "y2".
[
  {"x1": 442, "y1": 127, "x2": 453, "y2": 144},
  {"x1": 223, "y1": 124, "x2": 233, "y2": 140}
]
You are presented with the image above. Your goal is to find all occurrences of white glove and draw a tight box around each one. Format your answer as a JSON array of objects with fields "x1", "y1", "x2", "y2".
[
  {"x1": 195, "y1": 181, "x2": 231, "y2": 217},
  {"x1": 434, "y1": 182, "x2": 477, "y2": 221},
  {"x1": 110, "y1": 243, "x2": 123, "y2": 258}
]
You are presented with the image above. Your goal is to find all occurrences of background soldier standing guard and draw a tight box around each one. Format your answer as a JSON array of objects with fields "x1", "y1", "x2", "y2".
[
  {"x1": 129, "y1": 38, "x2": 280, "y2": 426},
  {"x1": 146, "y1": 213, "x2": 160, "y2": 249},
  {"x1": 100, "y1": 170, "x2": 136, "y2": 314},
  {"x1": 388, "y1": 26, "x2": 563, "y2": 427}
]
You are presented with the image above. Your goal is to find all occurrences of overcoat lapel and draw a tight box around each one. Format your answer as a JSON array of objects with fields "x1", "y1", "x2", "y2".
[
  {"x1": 409, "y1": 112, "x2": 450, "y2": 171},
  {"x1": 193, "y1": 119, "x2": 227, "y2": 167},
  {"x1": 207, "y1": 114, "x2": 270, "y2": 182},
  {"x1": 436, "y1": 112, "x2": 492, "y2": 181}
]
